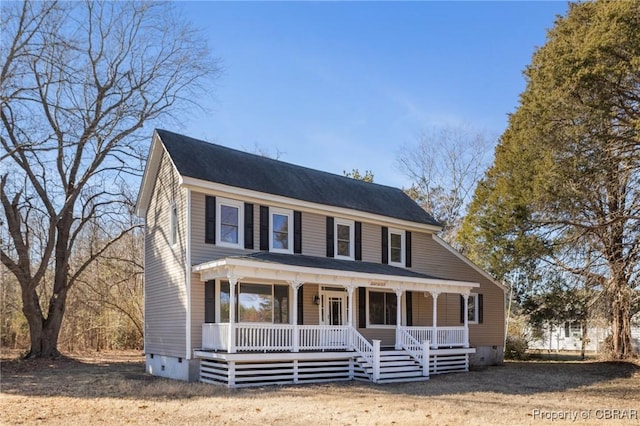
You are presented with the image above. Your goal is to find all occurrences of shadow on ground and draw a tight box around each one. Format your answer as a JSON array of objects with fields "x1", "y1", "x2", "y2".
[{"x1": 1, "y1": 352, "x2": 638, "y2": 401}]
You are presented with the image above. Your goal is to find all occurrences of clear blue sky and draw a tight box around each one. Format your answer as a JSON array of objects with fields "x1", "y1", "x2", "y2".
[{"x1": 176, "y1": 1, "x2": 569, "y2": 188}]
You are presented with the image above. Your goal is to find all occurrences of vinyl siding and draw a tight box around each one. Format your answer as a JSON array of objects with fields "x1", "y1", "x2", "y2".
[
  {"x1": 144, "y1": 151, "x2": 188, "y2": 357},
  {"x1": 301, "y1": 212, "x2": 325, "y2": 257},
  {"x1": 190, "y1": 272, "x2": 205, "y2": 350},
  {"x1": 361, "y1": 222, "x2": 381, "y2": 263},
  {"x1": 301, "y1": 283, "x2": 320, "y2": 325},
  {"x1": 411, "y1": 232, "x2": 505, "y2": 346}
]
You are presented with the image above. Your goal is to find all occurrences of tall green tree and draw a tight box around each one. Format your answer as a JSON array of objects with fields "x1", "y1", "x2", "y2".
[
  {"x1": 0, "y1": 1, "x2": 218, "y2": 358},
  {"x1": 459, "y1": 0, "x2": 640, "y2": 358}
]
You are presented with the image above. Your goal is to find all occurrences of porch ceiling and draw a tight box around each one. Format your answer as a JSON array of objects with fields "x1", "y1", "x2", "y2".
[{"x1": 192, "y1": 252, "x2": 478, "y2": 294}]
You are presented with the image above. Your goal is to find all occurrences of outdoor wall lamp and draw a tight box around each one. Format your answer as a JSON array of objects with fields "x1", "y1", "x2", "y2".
[{"x1": 313, "y1": 295, "x2": 320, "y2": 305}]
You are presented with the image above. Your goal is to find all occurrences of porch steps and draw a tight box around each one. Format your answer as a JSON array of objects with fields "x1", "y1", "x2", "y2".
[{"x1": 355, "y1": 350, "x2": 429, "y2": 383}]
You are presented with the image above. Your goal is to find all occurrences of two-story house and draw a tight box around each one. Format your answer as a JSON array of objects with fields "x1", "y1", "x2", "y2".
[{"x1": 135, "y1": 129, "x2": 506, "y2": 387}]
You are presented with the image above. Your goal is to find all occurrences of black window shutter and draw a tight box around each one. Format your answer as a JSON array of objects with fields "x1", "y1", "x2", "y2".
[
  {"x1": 405, "y1": 291, "x2": 413, "y2": 326},
  {"x1": 405, "y1": 231, "x2": 412, "y2": 267},
  {"x1": 478, "y1": 294, "x2": 484, "y2": 324},
  {"x1": 205, "y1": 196, "x2": 216, "y2": 244},
  {"x1": 460, "y1": 295, "x2": 465, "y2": 324},
  {"x1": 204, "y1": 280, "x2": 215, "y2": 323},
  {"x1": 297, "y1": 286, "x2": 304, "y2": 325},
  {"x1": 326, "y1": 216, "x2": 334, "y2": 257},
  {"x1": 294, "y1": 211, "x2": 302, "y2": 254},
  {"x1": 244, "y1": 203, "x2": 254, "y2": 249},
  {"x1": 259, "y1": 206, "x2": 269, "y2": 251},
  {"x1": 381, "y1": 226, "x2": 389, "y2": 264},
  {"x1": 355, "y1": 221, "x2": 362, "y2": 261},
  {"x1": 358, "y1": 287, "x2": 366, "y2": 328}
]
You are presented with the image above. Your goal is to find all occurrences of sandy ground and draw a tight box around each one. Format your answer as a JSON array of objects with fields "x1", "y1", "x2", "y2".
[{"x1": 1, "y1": 350, "x2": 639, "y2": 425}]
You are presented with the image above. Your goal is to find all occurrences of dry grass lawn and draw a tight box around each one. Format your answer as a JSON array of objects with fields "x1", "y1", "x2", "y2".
[{"x1": 1, "y1": 350, "x2": 639, "y2": 425}]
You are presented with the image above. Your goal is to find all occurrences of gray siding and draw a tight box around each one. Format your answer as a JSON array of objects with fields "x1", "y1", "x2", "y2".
[
  {"x1": 144, "y1": 151, "x2": 188, "y2": 357},
  {"x1": 361, "y1": 222, "x2": 381, "y2": 263},
  {"x1": 301, "y1": 212, "x2": 325, "y2": 257}
]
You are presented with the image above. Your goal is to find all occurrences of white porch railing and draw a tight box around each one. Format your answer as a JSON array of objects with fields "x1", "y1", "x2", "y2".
[
  {"x1": 202, "y1": 323, "x2": 230, "y2": 350},
  {"x1": 397, "y1": 327, "x2": 429, "y2": 377},
  {"x1": 235, "y1": 323, "x2": 293, "y2": 351},
  {"x1": 299, "y1": 325, "x2": 350, "y2": 350},
  {"x1": 403, "y1": 326, "x2": 467, "y2": 348}
]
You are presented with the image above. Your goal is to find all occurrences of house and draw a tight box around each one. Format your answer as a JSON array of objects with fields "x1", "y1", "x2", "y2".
[{"x1": 135, "y1": 129, "x2": 507, "y2": 387}]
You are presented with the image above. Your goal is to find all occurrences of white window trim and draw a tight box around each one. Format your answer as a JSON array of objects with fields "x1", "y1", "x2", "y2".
[
  {"x1": 269, "y1": 207, "x2": 294, "y2": 254},
  {"x1": 365, "y1": 288, "x2": 398, "y2": 329},
  {"x1": 468, "y1": 293, "x2": 479, "y2": 324},
  {"x1": 216, "y1": 197, "x2": 244, "y2": 249},
  {"x1": 170, "y1": 202, "x2": 178, "y2": 247},
  {"x1": 388, "y1": 228, "x2": 405, "y2": 268},
  {"x1": 334, "y1": 218, "x2": 355, "y2": 260}
]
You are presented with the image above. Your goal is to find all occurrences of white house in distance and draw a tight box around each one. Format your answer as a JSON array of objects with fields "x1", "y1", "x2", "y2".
[{"x1": 135, "y1": 129, "x2": 507, "y2": 387}]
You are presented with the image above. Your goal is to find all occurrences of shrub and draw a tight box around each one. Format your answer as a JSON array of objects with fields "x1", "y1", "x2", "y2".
[{"x1": 505, "y1": 335, "x2": 529, "y2": 360}]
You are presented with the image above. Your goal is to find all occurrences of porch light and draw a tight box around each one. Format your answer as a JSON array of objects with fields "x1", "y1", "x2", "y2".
[{"x1": 313, "y1": 295, "x2": 320, "y2": 305}]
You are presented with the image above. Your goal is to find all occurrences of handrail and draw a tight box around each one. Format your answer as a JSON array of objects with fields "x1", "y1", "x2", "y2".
[
  {"x1": 398, "y1": 327, "x2": 423, "y2": 362},
  {"x1": 349, "y1": 327, "x2": 374, "y2": 365}
]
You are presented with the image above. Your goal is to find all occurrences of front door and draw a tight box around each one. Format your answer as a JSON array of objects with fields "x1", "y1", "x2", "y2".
[
  {"x1": 323, "y1": 291, "x2": 347, "y2": 325},
  {"x1": 321, "y1": 290, "x2": 348, "y2": 348}
]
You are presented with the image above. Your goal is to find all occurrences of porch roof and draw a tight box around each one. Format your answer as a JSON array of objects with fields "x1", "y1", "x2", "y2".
[{"x1": 192, "y1": 252, "x2": 478, "y2": 294}]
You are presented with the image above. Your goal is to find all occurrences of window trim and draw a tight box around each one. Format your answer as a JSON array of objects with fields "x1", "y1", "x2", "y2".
[
  {"x1": 366, "y1": 288, "x2": 398, "y2": 329},
  {"x1": 334, "y1": 218, "x2": 355, "y2": 260},
  {"x1": 216, "y1": 197, "x2": 244, "y2": 249},
  {"x1": 170, "y1": 202, "x2": 178, "y2": 246},
  {"x1": 269, "y1": 207, "x2": 294, "y2": 254},
  {"x1": 468, "y1": 293, "x2": 479, "y2": 324},
  {"x1": 388, "y1": 228, "x2": 405, "y2": 267}
]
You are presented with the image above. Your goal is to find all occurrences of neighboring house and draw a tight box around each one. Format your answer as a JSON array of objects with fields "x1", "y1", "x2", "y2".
[
  {"x1": 528, "y1": 316, "x2": 640, "y2": 354},
  {"x1": 135, "y1": 129, "x2": 507, "y2": 387}
]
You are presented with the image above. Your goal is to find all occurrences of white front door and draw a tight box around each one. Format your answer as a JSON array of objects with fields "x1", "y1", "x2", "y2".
[{"x1": 323, "y1": 291, "x2": 347, "y2": 326}]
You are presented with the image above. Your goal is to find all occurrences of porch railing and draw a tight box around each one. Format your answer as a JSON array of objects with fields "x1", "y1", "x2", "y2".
[
  {"x1": 299, "y1": 325, "x2": 350, "y2": 350},
  {"x1": 403, "y1": 326, "x2": 467, "y2": 348},
  {"x1": 397, "y1": 327, "x2": 429, "y2": 377},
  {"x1": 235, "y1": 323, "x2": 293, "y2": 351}
]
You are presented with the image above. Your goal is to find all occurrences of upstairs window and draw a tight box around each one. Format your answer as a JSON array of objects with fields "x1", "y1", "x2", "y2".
[
  {"x1": 335, "y1": 218, "x2": 355, "y2": 260},
  {"x1": 388, "y1": 228, "x2": 405, "y2": 267},
  {"x1": 216, "y1": 197, "x2": 244, "y2": 249},
  {"x1": 270, "y1": 207, "x2": 293, "y2": 253}
]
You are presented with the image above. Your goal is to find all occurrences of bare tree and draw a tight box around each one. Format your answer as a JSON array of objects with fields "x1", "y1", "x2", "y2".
[
  {"x1": 397, "y1": 125, "x2": 494, "y2": 245},
  {"x1": 0, "y1": 1, "x2": 219, "y2": 358}
]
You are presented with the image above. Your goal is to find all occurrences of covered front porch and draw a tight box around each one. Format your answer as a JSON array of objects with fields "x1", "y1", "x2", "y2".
[{"x1": 192, "y1": 252, "x2": 478, "y2": 386}]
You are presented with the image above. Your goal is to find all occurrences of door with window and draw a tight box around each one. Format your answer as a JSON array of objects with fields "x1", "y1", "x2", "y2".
[{"x1": 322, "y1": 290, "x2": 348, "y2": 347}]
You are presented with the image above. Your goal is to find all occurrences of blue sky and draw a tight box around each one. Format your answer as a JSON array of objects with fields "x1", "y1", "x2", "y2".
[{"x1": 177, "y1": 1, "x2": 569, "y2": 188}]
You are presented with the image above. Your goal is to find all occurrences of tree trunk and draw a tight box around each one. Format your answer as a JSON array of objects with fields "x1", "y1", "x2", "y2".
[
  {"x1": 580, "y1": 317, "x2": 587, "y2": 360},
  {"x1": 21, "y1": 280, "x2": 69, "y2": 359},
  {"x1": 610, "y1": 283, "x2": 632, "y2": 359}
]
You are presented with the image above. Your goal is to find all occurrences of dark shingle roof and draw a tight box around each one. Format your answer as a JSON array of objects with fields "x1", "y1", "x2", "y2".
[
  {"x1": 156, "y1": 129, "x2": 439, "y2": 226},
  {"x1": 234, "y1": 252, "x2": 442, "y2": 280}
]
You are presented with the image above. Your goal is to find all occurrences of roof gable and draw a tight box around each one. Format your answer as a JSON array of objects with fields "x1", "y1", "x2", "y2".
[{"x1": 155, "y1": 129, "x2": 440, "y2": 226}]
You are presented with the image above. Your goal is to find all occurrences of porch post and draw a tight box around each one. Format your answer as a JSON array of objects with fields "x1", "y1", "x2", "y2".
[
  {"x1": 346, "y1": 286, "x2": 355, "y2": 350},
  {"x1": 290, "y1": 281, "x2": 303, "y2": 352},
  {"x1": 463, "y1": 293, "x2": 469, "y2": 348},
  {"x1": 395, "y1": 288, "x2": 403, "y2": 350},
  {"x1": 430, "y1": 291, "x2": 439, "y2": 349},
  {"x1": 228, "y1": 274, "x2": 238, "y2": 354}
]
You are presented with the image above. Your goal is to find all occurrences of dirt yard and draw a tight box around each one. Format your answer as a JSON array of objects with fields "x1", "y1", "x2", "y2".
[{"x1": 1, "y1": 350, "x2": 639, "y2": 425}]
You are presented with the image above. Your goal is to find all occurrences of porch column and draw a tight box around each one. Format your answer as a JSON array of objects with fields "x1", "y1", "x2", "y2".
[
  {"x1": 346, "y1": 286, "x2": 355, "y2": 350},
  {"x1": 463, "y1": 293, "x2": 469, "y2": 348},
  {"x1": 228, "y1": 274, "x2": 238, "y2": 354},
  {"x1": 395, "y1": 288, "x2": 403, "y2": 350},
  {"x1": 430, "y1": 291, "x2": 440, "y2": 349},
  {"x1": 290, "y1": 280, "x2": 304, "y2": 352}
]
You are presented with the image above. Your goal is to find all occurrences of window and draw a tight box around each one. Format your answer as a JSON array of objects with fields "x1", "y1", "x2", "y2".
[
  {"x1": 170, "y1": 203, "x2": 178, "y2": 246},
  {"x1": 270, "y1": 207, "x2": 293, "y2": 253},
  {"x1": 388, "y1": 228, "x2": 405, "y2": 266},
  {"x1": 368, "y1": 290, "x2": 397, "y2": 327},
  {"x1": 218, "y1": 281, "x2": 289, "y2": 323},
  {"x1": 216, "y1": 197, "x2": 244, "y2": 248},
  {"x1": 468, "y1": 293, "x2": 479, "y2": 324},
  {"x1": 335, "y1": 218, "x2": 354, "y2": 260}
]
